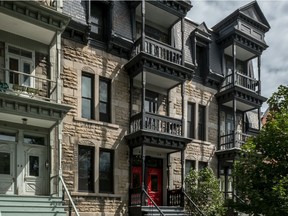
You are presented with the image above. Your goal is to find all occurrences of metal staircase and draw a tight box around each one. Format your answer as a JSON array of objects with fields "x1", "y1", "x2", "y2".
[{"x1": 0, "y1": 195, "x2": 66, "y2": 216}]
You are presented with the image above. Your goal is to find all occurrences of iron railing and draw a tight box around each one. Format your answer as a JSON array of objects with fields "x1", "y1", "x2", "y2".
[
  {"x1": 0, "y1": 67, "x2": 58, "y2": 102},
  {"x1": 59, "y1": 175, "x2": 80, "y2": 216}
]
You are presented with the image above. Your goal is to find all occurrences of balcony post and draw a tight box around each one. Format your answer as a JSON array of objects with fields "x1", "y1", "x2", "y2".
[
  {"x1": 258, "y1": 55, "x2": 261, "y2": 95},
  {"x1": 141, "y1": 0, "x2": 145, "y2": 52},
  {"x1": 129, "y1": 78, "x2": 133, "y2": 133},
  {"x1": 233, "y1": 98, "x2": 237, "y2": 148},
  {"x1": 181, "y1": 82, "x2": 185, "y2": 136},
  {"x1": 232, "y1": 42, "x2": 236, "y2": 85},
  {"x1": 181, "y1": 18, "x2": 185, "y2": 65},
  {"x1": 141, "y1": 71, "x2": 146, "y2": 129}
]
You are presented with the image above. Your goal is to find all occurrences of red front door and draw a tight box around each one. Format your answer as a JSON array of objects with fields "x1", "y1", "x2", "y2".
[{"x1": 147, "y1": 167, "x2": 162, "y2": 206}]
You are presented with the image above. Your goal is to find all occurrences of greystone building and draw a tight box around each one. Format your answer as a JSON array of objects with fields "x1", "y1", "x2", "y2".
[{"x1": 0, "y1": 0, "x2": 269, "y2": 215}]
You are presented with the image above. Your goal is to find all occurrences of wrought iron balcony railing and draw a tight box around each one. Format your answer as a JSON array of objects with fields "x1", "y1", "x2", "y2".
[
  {"x1": 221, "y1": 71, "x2": 259, "y2": 92},
  {"x1": 0, "y1": 67, "x2": 58, "y2": 103},
  {"x1": 133, "y1": 36, "x2": 182, "y2": 65},
  {"x1": 219, "y1": 131, "x2": 251, "y2": 150},
  {"x1": 130, "y1": 112, "x2": 182, "y2": 136}
]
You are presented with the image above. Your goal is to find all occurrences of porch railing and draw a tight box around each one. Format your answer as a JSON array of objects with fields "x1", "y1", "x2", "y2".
[
  {"x1": 59, "y1": 175, "x2": 80, "y2": 216},
  {"x1": 0, "y1": 67, "x2": 58, "y2": 102},
  {"x1": 133, "y1": 36, "x2": 182, "y2": 65},
  {"x1": 167, "y1": 189, "x2": 206, "y2": 216},
  {"x1": 221, "y1": 71, "x2": 258, "y2": 92},
  {"x1": 129, "y1": 188, "x2": 164, "y2": 215},
  {"x1": 130, "y1": 112, "x2": 182, "y2": 136},
  {"x1": 220, "y1": 131, "x2": 251, "y2": 150}
]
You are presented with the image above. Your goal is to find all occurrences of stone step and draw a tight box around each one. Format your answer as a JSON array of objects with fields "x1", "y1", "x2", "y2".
[
  {"x1": 0, "y1": 195, "x2": 66, "y2": 216},
  {"x1": 142, "y1": 206, "x2": 188, "y2": 216}
]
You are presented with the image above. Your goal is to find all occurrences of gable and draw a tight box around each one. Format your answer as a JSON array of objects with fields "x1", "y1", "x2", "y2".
[{"x1": 239, "y1": 2, "x2": 270, "y2": 28}]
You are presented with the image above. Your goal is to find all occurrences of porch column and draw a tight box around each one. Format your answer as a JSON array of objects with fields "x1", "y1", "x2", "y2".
[
  {"x1": 181, "y1": 150, "x2": 185, "y2": 207},
  {"x1": 232, "y1": 42, "x2": 237, "y2": 148},
  {"x1": 141, "y1": 144, "x2": 146, "y2": 205},
  {"x1": 128, "y1": 146, "x2": 133, "y2": 206},
  {"x1": 181, "y1": 150, "x2": 185, "y2": 188},
  {"x1": 141, "y1": 0, "x2": 145, "y2": 51}
]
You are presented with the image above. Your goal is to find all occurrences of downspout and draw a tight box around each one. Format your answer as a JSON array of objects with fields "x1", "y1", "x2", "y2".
[{"x1": 56, "y1": 30, "x2": 63, "y2": 197}]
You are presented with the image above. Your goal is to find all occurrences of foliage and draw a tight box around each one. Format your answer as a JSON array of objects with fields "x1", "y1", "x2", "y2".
[
  {"x1": 233, "y1": 85, "x2": 288, "y2": 216},
  {"x1": 185, "y1": 167, "x2": 225, "y2": 216}
]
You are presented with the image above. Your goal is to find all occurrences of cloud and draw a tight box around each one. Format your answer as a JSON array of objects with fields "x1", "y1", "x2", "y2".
[{"x1": 187, "y1": 1, "x2": 288, "y2": 110}]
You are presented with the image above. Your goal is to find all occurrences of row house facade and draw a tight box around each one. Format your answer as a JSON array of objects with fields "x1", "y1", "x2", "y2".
[{"x1": 0, "y1": 0, "x2": 270, "y2": 216}]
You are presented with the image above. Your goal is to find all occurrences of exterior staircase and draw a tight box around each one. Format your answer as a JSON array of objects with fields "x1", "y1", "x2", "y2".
[
  {"x1": 0, "y1": 195, "x2": 66, "y2": 216},
  {"x1": 142, "y1": 206, "x2": 188, "y2": 216}
]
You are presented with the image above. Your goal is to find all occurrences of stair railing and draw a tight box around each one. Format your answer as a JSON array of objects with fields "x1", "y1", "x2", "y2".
[
  {"x1": 142, "y1": 189, "x2": 165, "y2": 216},
  {"x1": 59, "y1": 175, "x2": 80, "y2": 216},
  {"x1": 183, "y1": 191, "x2": 206, "y2": 216}
]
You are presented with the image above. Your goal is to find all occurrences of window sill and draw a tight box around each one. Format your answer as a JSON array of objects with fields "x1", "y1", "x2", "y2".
[
  {"x1": 74, "y1": 117, "x2": 119, "y2": 129},
  {"x1": 71, "y1": 191, "x2": 122, "y2": 200}
]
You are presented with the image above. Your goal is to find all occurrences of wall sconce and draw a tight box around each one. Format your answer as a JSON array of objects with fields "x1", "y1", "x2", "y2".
[{"x1": 22, "y1": 118, "x2": 27, "y2": 125}]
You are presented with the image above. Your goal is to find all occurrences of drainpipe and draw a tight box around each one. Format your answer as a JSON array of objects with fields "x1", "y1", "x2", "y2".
[{"x1": 56, "y1": 30, "x2": 63, "y2": 197}]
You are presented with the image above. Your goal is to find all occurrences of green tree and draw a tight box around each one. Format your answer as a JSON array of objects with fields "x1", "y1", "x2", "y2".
[
  {"x1": 233, "y1": 85, "x2": 288, "y2": 215},
  {"x1": 185, "y1": 167, "x2": 225, "y2": 216}
]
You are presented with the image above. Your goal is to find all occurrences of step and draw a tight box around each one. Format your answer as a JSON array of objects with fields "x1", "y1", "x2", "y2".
[
  {"x1": 0, "y1": 210, "x2": 67, "y2": 216},
  {"x1": 142, "y1": 206, "x2": 188, "y2": 216},
  {"x1": 0, "y1": 195, "x2": 66, "y2": 216}
]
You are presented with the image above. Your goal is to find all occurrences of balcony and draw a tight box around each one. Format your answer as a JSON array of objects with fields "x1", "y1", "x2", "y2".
[
  {"x1": 126, "y1": 112, "x2": 190, "y2": 151},
  {"x1": 125, "y1": 36, "x2": 192, "y2": 90},
  {"x1": 0, "y1": 68, "x2": 71, "y2": 128},
  {"x1": 216, "y1": 71, "x2": 266, "y2": 112},
  {"x1": 221, "y1": 71, "x2": 259, "y2": 92},
  {"x1": 0, "y1": 1, "x2": 69, "y2": 45},
  {"x1": 219, "y1": 131, "x2": 251, "y2": 150},
  {"x1": 133, "y1": 36, "x2": 183, "y2": 66}
]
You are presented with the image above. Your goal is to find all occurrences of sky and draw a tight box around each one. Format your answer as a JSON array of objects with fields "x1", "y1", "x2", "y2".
[{"x1": 186, "y1": 0, "x2": 288, "y2": 111}]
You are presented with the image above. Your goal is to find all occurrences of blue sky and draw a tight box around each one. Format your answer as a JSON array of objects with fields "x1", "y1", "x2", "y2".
[{"x1": 186, "y1": 1, "x2": 287, "y2": 110}]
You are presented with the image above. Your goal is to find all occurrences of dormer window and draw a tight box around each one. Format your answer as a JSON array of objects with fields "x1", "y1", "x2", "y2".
[
  {"x1": 90, "y1": 2, "x2": 108, "y2": 42},
  {"x1": 191, "y1": 22, "x2": 211, "y2": 79}
]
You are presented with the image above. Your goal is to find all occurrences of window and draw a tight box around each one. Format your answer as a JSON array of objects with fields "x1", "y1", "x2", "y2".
[
  {"x1": 198, "y1": 105, "x2": 206, "y2": 141},
  {"x1": 82, "y1": 73, "x2": 94, "y2": 119},
  {"x1": 198, "y1": 161, "x2": 208, "y2": 171},
  {"x1": 185, "y1": 160, "x2": 195, "y2": 176},
  {"x1": 7, "y1": 45, "x2": 34, "y2": 87},
  {"x1": 145, "y1": 90, "x2": 158, "y2": 113},
  {"x1": 91, "y1": 2, "x2": 106, "y2": 41},
  {"x1": 195, "y1": 45, "x2": 207, "y2": 77},
  {"x1": 99, "y1": 149, "x2": 114, "y2": 193},
  {"x1": 187, "y1": 103, "x2": 195, "y2": 138},
  {"x1": 78, "y1": 145, "x2": 94, "y2": 192},
  {"x1": 99, "y1": 78, "x2": 111, "y2": 123}
]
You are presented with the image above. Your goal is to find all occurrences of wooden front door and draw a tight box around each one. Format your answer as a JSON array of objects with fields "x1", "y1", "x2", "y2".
[
  {"x1": 147, "y1": 167, "x2": 162, "y2": 206},
  {"x1": 0, "y1": 130, "x2": 49, "y2": 195}
]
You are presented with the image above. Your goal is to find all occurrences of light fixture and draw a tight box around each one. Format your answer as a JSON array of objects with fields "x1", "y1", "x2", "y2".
[{"x1": 22, "y1": 118, "x2": 27, "y2": 125}]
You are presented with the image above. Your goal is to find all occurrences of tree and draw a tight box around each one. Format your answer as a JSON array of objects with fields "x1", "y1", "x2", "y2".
[
  {"x1": 185, "y1": 167, "x2": 225, "y2": 216},
  {"x1": 233, "y1": 85, "x2": 288, "y2": 215}
]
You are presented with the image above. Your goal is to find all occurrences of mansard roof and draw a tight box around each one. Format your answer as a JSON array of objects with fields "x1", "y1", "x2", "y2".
[{"x1": 212, "y1": 1, "x2": 270, "y2": 33}]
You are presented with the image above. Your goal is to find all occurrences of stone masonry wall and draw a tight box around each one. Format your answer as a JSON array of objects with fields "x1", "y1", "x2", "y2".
[
  {"x1": 170, "y1": 81, "x2": 218, "y2": 189},
  {"x1": 61, "y1": 38, "x2": 130, "y2": 216}
]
